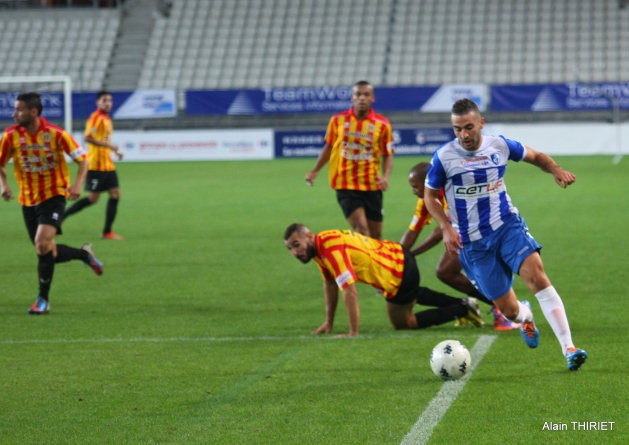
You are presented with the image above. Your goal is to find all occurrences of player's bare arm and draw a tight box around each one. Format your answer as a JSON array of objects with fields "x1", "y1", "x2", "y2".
[
  {"x1": 523, "y1": 146, "x2": 576, "y2": 188},
  {"x1": 0, "y1": 166, "x2": 12, "y2": 201},
  {"x1": 312, "y1": 280, "x2": 339, "y2": 335},
  {"x1": 410, "y1": 226, "x2": 444, "y2": 256},
  {"x1": 377, "y1": 153, "x2": 393, "y2": 191},
  {"x1": 85, "y1": 135, "x2": 123, "y2": 160},
  {"x1": 305, "y1": 144, "x2": 332, "y2": 185},
  {"x1": 424, "y1": 187, "x2": 462, "y2": 257},
  {"x1": 336, "y1": 283, "x2": 360, "y2": 337},
  {"x1": 67, "y1": 159, "x2": 89, "y2": 201}
]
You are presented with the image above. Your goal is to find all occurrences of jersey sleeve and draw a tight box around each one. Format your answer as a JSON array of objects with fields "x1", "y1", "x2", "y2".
[
  {"x1": 0, "y1": 131, "x2": 13, "y2": 166},
  {"x1": 317, "y1": 244, "x2": 357, "y2": 290},
  {"x1": 500, "y1": 135, "x2": 526, "y2": 161},
  {"x1": 324, "y1": 116, "x2": 337, "y2": 147},
  {"x1": 409, "y1": 198, "x2": 432, "y2": 232},
  {"x1": 425, "y1": 152, "x2": 446, "y2": 190},
  {"x1": 60, "y1": 131, "x2": 87, "y2": 162}
]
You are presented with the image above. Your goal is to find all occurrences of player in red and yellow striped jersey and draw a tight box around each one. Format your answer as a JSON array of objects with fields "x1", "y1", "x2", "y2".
[
  {"x1": 63, "y1": 91, "x2": 124, "y2": 240},
  {"x1": 284, "y1": 223, "x2": 484, "y2": 337},
  {"x1": 305, "y1": 81, "x2": 393, "y2": 240},
  {"x1": 399, "y1": 163, "x2": 519, "y2": 331},
  {"x1": 0, "y1": 92, "x2": 103, "y2": 315}
]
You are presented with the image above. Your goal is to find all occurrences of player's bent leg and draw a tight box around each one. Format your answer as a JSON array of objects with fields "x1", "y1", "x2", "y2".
[
  {"x1": 494, "y1": 289, "x2": 539, "y2": 348},
  {"x1": 386, "y1": 300, "x2": 418, "y2": 329},
  {"x1": 108, "y1": 187, "x2": 120, "y2": 200},
  {"x1": 32, "y1": 224, "x2": 58, "y2": 313},
  {"x1": 88, "y1": 191, "x2": 101, "y2": 204},
  {"x1": 346, "y1": 207, "x2": 370, "y2": 237},
  {"x1": 366, "y1": 219, "x2": 382, "y2": 240}
]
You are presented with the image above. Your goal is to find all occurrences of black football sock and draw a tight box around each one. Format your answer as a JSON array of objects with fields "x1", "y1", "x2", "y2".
[
  {"x1": 37, "y1": 251, "x2": 55, "y2": 300},
  {"x1": 414, "y1": 304, "x2": 468, "y2": 329},
  {"x1": 55, "y1": 244, "x2": 89, "y2": 263},
  {"x1": 103, "y1": 198, "x2": 119, "y2": 234},
  {"x1": 63, "y1": 197, "x2": 92, "y2": 220},
  {"x1": 417, "y1": 287, "x2": 462, "y2": 307},
  {"x1": 467, "y1": 288, "x2": 494, "y2": 306}
]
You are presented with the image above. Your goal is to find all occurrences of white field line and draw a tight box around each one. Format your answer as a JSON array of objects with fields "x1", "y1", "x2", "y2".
[
  {"x1": 0, "y1": 332, "x2": 485, "y2": 345},
  {"x1": 400, "y1": 335, "x2": 498, "y2": 445}
]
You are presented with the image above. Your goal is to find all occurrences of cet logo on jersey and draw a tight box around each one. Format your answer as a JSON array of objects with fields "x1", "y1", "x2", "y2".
[
  {"x1": 461, "y1": 156, "x2": 492, "y2": 169},
  {"x1": 454, "y1": 178, "x2": 504, "y2": 199}
]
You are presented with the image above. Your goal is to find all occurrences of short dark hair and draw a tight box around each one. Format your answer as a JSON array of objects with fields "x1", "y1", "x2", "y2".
[
  {"x1": 284, "y1": 223, "x2": 307, "y2": 241},
  {"x1": 354, "y1": 80, "x2": 371, "y2": 88},
  {"x1": 451, "y1": 98, "x2": 480, "y2": 116},
  {"x1": 96, "y1": 91, "x2": 112, "y2": 100},
  {"x1": 17, "y1": 92, "x2": 43, "y2": 116},
  {"x1": 409, "y1": 162, "x2": 430, "y2": 180}
]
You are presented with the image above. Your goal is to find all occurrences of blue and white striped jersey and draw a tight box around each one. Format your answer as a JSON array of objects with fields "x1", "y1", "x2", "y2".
[{"x1": 425, "y1": 135, "x2": 527, "y2": 243}]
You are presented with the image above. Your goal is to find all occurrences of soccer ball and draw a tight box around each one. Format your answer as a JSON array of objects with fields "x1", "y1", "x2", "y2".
[{"x1": 430, "y1": 340, "x2": 472, "y2": 381}]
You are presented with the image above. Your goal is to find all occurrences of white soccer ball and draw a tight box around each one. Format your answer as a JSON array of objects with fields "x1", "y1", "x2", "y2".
[{"x1": 430, "y1": 340, "x2": 472, "y2": 381}]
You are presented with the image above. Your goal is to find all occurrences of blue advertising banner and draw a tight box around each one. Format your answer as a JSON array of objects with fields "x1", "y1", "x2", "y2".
[
  {"x1": 275, "y1": 127, "x2": 454, "y2": 158},
  {"x1": 491, "y1": 82, "x2": 629, "y2": 112},
  {"x1": 1, "y1": 91, "x2": 175, "y2": 121},
  {"x1": 187, "y1": 84, "x2": 487, "y2": 116}
]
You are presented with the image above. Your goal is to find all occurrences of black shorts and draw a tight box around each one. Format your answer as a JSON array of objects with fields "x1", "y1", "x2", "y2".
[
  {"x1": 22, "y1": 195, "x2": 66, "y2": 243},
  {"x1": 86, "y1": 170, "x2": 119, "y2": 192},
  {"x1": 387, "y1": 247, "x2": 422, "y2": 306},
  {"x1": 336, "y1": 189, "x2": 383, "y2": 222}
]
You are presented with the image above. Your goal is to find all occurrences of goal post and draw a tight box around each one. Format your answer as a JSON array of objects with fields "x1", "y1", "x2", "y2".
[{"x1": 0, "y1": 75, "x2": 73, "y2": 133}]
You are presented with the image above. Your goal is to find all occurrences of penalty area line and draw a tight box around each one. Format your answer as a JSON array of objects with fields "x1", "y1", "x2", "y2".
[{"x1": 400, "y1": 335, "x2": 497, "y2": 445}]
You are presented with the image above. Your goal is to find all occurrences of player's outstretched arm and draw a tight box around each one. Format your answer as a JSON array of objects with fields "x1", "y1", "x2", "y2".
[
  {"x1": 523, "y1": 146, "x2": 576, "y2": 188},
  {"x1": 411, "y1": 226, "x2": 444, "y2": 256},
  {"x1": 336, "y1": 283, "x2": 359, "y2": 337},
  {"x1": 0, "y1": 166, "x2": 12, "y2": 201},
  {"x1": 425, "y1": 188, "x2": 461, "y2": 257},
  {"x1": 67, "y1": 159, "x2": 88, "y2": 201},
  {"x1": 312, "y1": 280, "x2": 339, "y2": 335},
  {"x1": 305, "y1": 144, "x2": 332, "y2": 186}
]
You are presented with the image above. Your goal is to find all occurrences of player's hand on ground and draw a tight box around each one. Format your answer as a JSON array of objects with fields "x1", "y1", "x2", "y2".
[
  {"x1": 1, "y1": 185, "x2": 12, "y2": 201},
  {"x1": 554, "y1": 169, "x2": 576, "y2": 188},
  {"x1": 334, "y1": 332, "x2": 358, "y2": 338},
  {"x1": 66, "y1": 184, "x2": 82, "y2": 201},
  {"x1": 312, "y1": 321, "x2": 332, "y2": 335},
  {"x1": 305, "y1": 171, "x2": 317, "y2": 186}
]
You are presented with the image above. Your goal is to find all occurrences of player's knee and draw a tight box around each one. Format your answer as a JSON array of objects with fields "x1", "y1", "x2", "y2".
[
  {"x1": 34, "y1": 240, "x2": 53, "y2": 256},
  {"x1": 88, "y1": 194, "x2": 100, "y2": 204},
  {"x1": 352, "y1": 224, "x2": 370, "y2": 237},
  {"x1": 436, "y1": 266, "x2": 455, "y2": 285},
  {"x1": 109, "y1": 189, "x2": 120, "y2": 200}
]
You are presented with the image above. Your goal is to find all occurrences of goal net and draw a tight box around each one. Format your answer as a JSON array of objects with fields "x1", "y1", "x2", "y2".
[{"x1": 0, "y1": 75, "x2": 73, "y2": 133}]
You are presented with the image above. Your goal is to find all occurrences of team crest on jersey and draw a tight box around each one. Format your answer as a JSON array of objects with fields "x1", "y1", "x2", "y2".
[
  {"x1": 367, "y1": 124, "x2": 375, "y2": 132},
  {"x1": 461, "y1": 156, "x2": 492, "y2": 169},
  {"x1": 490, "y1": 153, "x2": 500, "y2": 165},
  {"x1": 42, "y1": 132, "x2": 51, "y2": 143}
]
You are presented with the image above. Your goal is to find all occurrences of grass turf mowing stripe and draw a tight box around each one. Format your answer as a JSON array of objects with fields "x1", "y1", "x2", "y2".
[
  {"x1": 0, "y1": 332, "x2": 485, "y2": 345},
  {"x1": 400, "y1": 335, "x2": 497, "y2": 445}
]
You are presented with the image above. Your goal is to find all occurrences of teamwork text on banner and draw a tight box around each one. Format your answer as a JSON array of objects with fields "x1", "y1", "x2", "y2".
[
  {"x1": 274, "y1": 128, "x2": 454, "y2": 158},
  {"x1": 491, "y1": 82, "x2": 629, "y2": 112},
  {"x1": 187, "y1": 84, "x2": 487, "y2": 116}
]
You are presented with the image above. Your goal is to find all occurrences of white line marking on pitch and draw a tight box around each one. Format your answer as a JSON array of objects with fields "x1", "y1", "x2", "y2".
[
  {"x1": 0, "y1": 332, "x2": 481, "y2": 345},
  {"x1": 400, "y1": 335, "x2": 497, "y2": 445}
]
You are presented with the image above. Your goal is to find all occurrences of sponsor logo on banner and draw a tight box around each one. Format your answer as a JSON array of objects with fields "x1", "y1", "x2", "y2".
[
  {"x1": 420, "y1": 84, "x2": 487, "y2": 112},
  {"x1": 74, "y1": 129, "x2": 273, "y2": 161},
  {"x1": 112, "y1": 90, "x2": 177, "y2": 119}
]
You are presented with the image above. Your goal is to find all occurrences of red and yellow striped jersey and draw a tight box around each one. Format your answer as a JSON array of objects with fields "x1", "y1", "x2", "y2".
[
  {"x1": 0, "y1": 118, "x2": 86, "y2": 206},
  {"x1": 325, "y1": 107, "x2": 394, "y2": 191},
  {"x1": 409, "y1": 190, "x2": 448, "y2": 232},
  {"x1": 85, "y1": 109, "x2": 115, "y2": 171},
  {"x1": 314, "y1": 229, "x2": 405, "y2": 299}
]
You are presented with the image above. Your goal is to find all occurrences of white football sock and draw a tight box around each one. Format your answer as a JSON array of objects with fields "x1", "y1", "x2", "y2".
[
  {"x1": 535, "y1": 286, "x2": 575, "y2": 354},
  {"x1": 514, "y1": 301, "x2": 533, "y2": 323}
]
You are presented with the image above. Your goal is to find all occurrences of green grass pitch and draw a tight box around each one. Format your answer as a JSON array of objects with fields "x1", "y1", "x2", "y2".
[{"x1": 0, "y1": 155, "x2": 627, "y2": 444}]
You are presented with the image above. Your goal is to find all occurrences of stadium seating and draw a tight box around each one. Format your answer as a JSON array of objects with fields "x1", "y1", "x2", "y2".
[
  {"x1": 0, "y1": 0, "x2": 627, "y2": 93},
  {"x1": 138, "y1": 0, "x2": 629, "y2": 90},
  {"x1": 0, "y1": 8, "x2": 119, "y2": 92}
]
